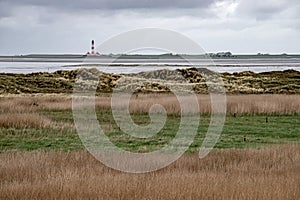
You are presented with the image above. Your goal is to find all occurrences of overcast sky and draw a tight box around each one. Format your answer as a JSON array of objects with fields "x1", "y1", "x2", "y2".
[{"x1": 0, "y1": 0, "x2": 300, "y2": 55}]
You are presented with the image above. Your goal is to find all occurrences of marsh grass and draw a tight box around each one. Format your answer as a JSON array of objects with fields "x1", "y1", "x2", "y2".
[
  {"x1": 0, "y1": 96, "x2": 73, "y2": 129},
  {"x1": 0, "y1": 113, "x2": 54, "y2": 129},
  {"x1": 0, "y1": 144, "x2": 300, "y2": 199},
  {"x1": 0, "y1": 94, "x2": 299, "y2": 199},
  {"x1": 0, "y1": 94, "x2": 299, "y2": 115},
  {"x1": 0, "y1": 94, "x2": 299, "y2": 151}
]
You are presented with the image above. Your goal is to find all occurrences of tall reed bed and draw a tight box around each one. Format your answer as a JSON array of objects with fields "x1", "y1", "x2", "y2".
[
  {"x1": 1, "y1": 144, "x2": 299, "y2": 199},
  {"x1": 0, "y1": 94, "x2": 298, "y2": 128}
]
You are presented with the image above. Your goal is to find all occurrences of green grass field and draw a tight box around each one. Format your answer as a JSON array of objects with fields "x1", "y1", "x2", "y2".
[{"x1": 1, "y1": 109, "x2": 299, "y2": 152}]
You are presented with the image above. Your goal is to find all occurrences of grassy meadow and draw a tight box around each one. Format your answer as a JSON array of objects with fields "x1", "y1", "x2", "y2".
[
  {"x1": 0, "y1": 93, "x2": 299, "y2": 199},
  {"x1": 0, "y1": 94, "x2": 299, "y2": 152}
]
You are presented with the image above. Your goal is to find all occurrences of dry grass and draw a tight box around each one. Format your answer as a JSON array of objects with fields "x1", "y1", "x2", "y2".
[
  {"x1": 127, "y1": 94, "x2": 300, "y2": 114},
  {"x1": 1, "y1": 94, "x2": 299, "y2": 115},
  {"x1": 0, "y1": 94, "x2": 297, "y2": 129},
  {"x1": 226, "y1": 94, "x2": 300, "y2": 114},
  {"x1": 0, "y1": 144, "x2": 300, "y2": 199},
  {"x1": 0, "y1": 95, "x2": 72, "y2": 128},
  {"x1": 0, "y1": 95, "x2": 72, "y2": 113},
  {"x1": 0, "y1": 113, "x2": 54, "y2": 129}
]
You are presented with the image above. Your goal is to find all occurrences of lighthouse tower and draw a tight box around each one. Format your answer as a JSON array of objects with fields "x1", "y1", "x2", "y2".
[{"x1": 86, "y1": 40, "x2": 100, "y2": 56}]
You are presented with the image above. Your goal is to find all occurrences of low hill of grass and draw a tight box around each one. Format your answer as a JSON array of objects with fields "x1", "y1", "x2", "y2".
[{"x1": 0, "y1": 68, "x2": 299, "y2": 94}]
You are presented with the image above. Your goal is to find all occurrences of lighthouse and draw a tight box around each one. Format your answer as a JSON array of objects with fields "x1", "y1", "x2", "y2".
[{"x1": 86, "y1": 40, "x2": 100, "y2": 56}]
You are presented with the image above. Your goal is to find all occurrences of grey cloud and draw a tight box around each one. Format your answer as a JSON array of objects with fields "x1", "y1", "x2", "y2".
[
  {"x1": 1, "y1": 0, "x2": 218, "y2": 10},
  {"x1": 235, "y1": 0, "x2": 300, "y2": 20},
  {"x1": 0, "y1": 1, "x2": 14, "y2": 18}
]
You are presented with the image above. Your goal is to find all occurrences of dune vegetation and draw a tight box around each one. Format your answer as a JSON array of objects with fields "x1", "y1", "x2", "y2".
[{"x1": 0, "y1": 68, "x2": 299, "y2": 94}]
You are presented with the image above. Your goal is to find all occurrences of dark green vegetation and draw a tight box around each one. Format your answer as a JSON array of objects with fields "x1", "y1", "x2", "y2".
[
  {"x1": 0, "y1": 68, "x2": 300, "y2": 94},
  {"x1": 1, "y1": 109, "x2": 299, "y2": 152}
]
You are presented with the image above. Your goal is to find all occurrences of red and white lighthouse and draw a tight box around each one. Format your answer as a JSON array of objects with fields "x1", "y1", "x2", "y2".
[
  {"x1": 86, "y1": 40, "x2": 100, "y2": 56},
  {"x1": 91, "y1": 40, "x2": 95, "y2": 54}
]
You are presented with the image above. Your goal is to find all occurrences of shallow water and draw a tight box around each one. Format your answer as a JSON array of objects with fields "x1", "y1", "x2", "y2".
[{"x1": 1, "y1": 59, "x2": 300, "y2": 74}]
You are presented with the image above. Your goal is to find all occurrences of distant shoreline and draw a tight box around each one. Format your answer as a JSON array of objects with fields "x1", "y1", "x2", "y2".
[
  {"x1": 1, "y1": 53, "x2": 300, "y2": 62},
  {"x1": 1, "y1": 56, "x2": 300, "y2": 65}
]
